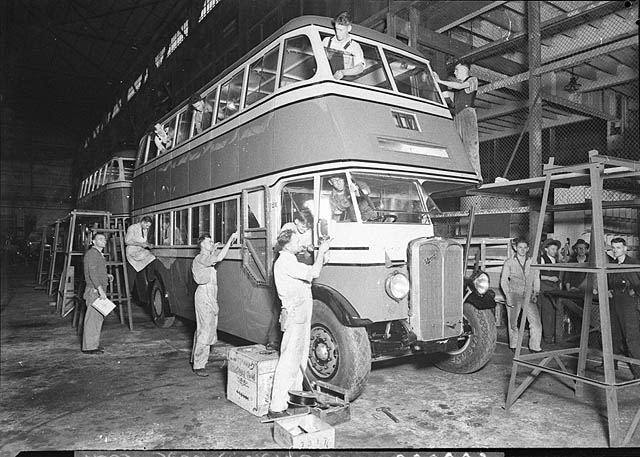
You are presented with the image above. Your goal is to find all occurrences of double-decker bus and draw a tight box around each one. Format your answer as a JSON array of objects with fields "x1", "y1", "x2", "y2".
[
  {"x1": 77, "y1": 149, "x2": 136, "y2": 225},
  {"x1": 132, "y1": 16, "x2": 496, "y2": 399}
]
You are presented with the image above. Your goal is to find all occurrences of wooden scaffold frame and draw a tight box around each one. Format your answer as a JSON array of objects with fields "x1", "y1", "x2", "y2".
[{"x1": 486, "y1": 153, "x2": 640, "y2": 447}]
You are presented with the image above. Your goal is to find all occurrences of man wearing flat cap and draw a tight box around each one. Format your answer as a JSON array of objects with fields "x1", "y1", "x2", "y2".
[
  {"x1": 539, "y1": 238, "x2": 563, "y2": 345},
  {"x1": 564, "y1": 239, "x2": 590, "y2": 292}
]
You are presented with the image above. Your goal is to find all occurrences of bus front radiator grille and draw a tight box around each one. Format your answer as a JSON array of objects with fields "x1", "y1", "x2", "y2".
[{"x1": 408, "y1": 238, "x2": 464, "y2": 341}]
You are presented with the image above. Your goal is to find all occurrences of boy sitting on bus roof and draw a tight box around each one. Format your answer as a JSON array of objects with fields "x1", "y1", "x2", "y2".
[{"x1": 322, "y1": 11, "x2": 365, "y2": 81}]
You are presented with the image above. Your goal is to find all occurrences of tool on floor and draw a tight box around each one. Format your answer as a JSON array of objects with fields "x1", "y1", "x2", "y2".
[
  {"x1": 288, "y1": 365, "x2": 319, "y2": 406},
  {"x1": 376, "y1": 406, "x2": 400, "y2": 423}
]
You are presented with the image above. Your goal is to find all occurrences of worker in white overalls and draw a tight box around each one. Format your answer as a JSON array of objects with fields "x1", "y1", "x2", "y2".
[
  {"x1": 267, "y1": 229, "x2": 331, "y2": 419},
  {"x1": 125, "y1": 215, "x2": 156, "y2": 274},
  {"x1": 190, "y1": 231, "x2": 238, "y2": 377}
]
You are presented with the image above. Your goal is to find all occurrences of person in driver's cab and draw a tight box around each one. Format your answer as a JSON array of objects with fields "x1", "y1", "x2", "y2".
[
  {"x1": 322, "y1": 11, "x2": 365, "y2": 80},
  {"x1": 328, "y1": 175, "x2": 354, "y2": 221},
  {"x1": 328, "y1": 175, "x2": 377, "y2": 222}
]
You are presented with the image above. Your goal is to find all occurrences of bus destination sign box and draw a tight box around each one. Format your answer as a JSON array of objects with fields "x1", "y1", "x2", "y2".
[{"x1": 227, "y1": 344, "x2": 279, "y2": 416}]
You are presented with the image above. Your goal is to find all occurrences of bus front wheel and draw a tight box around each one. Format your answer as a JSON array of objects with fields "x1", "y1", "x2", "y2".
[
  {"x1": 308, "y1": 299, "x2": 371, "y2": 400},
  {"x1": 149, "y1": 281, "x2": 175, "y2": 328},
  {"x1": 434, "y1": 302, "x2": 496, "y2": 373}
]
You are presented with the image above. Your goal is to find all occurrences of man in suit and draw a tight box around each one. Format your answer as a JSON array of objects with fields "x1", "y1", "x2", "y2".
[
  {"x1": 82, "y1": 232, "x2": 112, "y2": 354},
  {"x1": 608, "y1": 237, "x2": 640, "y2": 379}
]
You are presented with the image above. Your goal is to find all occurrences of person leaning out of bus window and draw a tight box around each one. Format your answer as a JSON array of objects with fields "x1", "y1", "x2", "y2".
[
  {"x1": 191, "y1": 231, "x2": 239, "y2": 377},
  {"x1": 267, "y1": 230, "x2": 331, "y2": 419},
  {"x1": 190, "y1": 95, "x2": 213, "y2": 135},
  {"x1": 322, "y1": 11, "x2": 365, "y2": 81},
  {"x1": 153, "y1": 123, "x2": 174, "y2": 153},
  {"x1": 125, "y1": 216, "x2": 156, "y2": 277},
  {"x1": 281, "y1": 208, "x2": 314, "y2": 264}
]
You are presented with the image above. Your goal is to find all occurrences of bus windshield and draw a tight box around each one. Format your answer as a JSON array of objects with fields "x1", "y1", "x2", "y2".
[{"x1": 348, "y1": 172, "x2": 430, "y2": 224}]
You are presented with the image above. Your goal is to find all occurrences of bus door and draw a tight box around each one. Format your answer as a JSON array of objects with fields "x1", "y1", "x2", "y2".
[{"x1": 241, "y1": 186, "x2": 272, "y2": 286}]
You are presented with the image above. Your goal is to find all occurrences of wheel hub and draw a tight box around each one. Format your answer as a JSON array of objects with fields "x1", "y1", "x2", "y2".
[
  {"x1": 153, "y1": 290, "x2": 163, "y2": 316},
  {"x1": 309, "y1": 326, "x2": 338, "y2": 379}
]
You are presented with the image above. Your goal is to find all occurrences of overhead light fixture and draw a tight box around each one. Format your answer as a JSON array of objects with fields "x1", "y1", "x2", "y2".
[{"x1": 564, "y1": 67, "x2": 582, "y2": 93}]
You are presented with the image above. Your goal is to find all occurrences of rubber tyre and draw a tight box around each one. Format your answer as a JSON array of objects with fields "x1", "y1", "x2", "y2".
[
  {"x1": 149, "y1": 281, "x2": 175, "y2": 328},
  {"x1": 308, "y1": 299, "x2": 371, "y2": 400},
  {"x1": 434, "y1": 302, "x2": 496, "y2": 374}
]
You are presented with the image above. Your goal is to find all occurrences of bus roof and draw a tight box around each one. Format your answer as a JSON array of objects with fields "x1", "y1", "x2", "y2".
[
  {"x1": 156, "y1": 15, "x2": 429, "y2": 124},
  {"x1": 270, "y1": 15, "x2": 422, "y2": 58}
]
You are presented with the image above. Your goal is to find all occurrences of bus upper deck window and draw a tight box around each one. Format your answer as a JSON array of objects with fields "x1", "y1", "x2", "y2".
[
  {"x1": 246, "y1": 46, "x2": 279, "y2": 107},
  {"x1": 384, "y1": 51, "x2": 442, "y2": 104},
  {"x1": 280, "y1": 35, "x2": 317, "y2": 88},
  {"x1": 201, "y1": 90, "x2": 216, "y2": 131},
  {"x1": 320, "y1": 34, "x2": 391, "y2": 90},
  {"x1": 176, "y1": 110, "x2": 193, "y2": 146},
  {"x1": 162, "y1": 119, "x2": 176, "y2": 151},
  {"x1": 218, "y1": 70, "x2": 244, "y2": 122},
  {"x1": 147, "y1": 133, "x2": 159, "y2": 162}
]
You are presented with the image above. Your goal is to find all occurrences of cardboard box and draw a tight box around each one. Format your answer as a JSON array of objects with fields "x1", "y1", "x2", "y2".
[
  {"x1": 273, "y1": 414, "x2": 335, "y2": 448},
  {"x1": 227, "y1": 344, "x2": 279, "y2": 416}
]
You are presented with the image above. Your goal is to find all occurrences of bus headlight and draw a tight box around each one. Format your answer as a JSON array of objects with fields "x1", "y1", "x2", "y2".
[
  {"x1": 472, "y1": 272, "x2": 490, "y2": 295},
  {"x1": 385, "y1": 272, "x2": 410, "y2": 301}
]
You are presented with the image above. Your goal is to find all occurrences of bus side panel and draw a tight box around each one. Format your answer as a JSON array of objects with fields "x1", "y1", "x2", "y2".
[
  {"x1": 171, "y1": 153, "x2": 189, "y2": 202},
  {"x1": 105, "y1": 185, "x2": 131, "y2": 217},
  {"x1": 187, "y1": 146, "x2": 212, "y2": 195},
  {"x1": 238, "y1": 105, "x2": 276, "y2": 182},
  {"x1": 141, "y1": 169, "x2": 155, "y2": 210},
  {"x1": 271, "y1": 98, "x2": 344, "y2": 169},
  {"x1": 167, "y1": 255, "x2": 197, "y2": 321},
  {"x1": 210, "y1": 127, "x2": 240, "y2": 187},
  {"x1": 216, "y1": 260, "x2": 259, "y2": 342},
  {"x1": 323, "y1": 96, "x2": 474, "y2": 176},
  {"x1": 317, "y1": 264, "x2": 409, "y2": 324},
  {"x1": 156, "y1": 160, "x2": 172, "y2": 204}
]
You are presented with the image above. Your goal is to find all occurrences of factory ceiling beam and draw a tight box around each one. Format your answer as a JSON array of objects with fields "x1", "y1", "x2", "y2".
[
  {"x1": 392, "y1": 17, "x2": 523, "y2": 75},
  {"x1": 542, "y1": 94, "x2": 617, "y2": 121},
  {"x1": 477, "y1": 100, "x2": 528, "y2": 122},
  {"x1": 434, "y1": 1, "x2": 507, "y2": 33},
  {"x1": 55, "y1": 0, "x2": 171, "y2": 26},
  {"x1": 454, "y1": 1, "x2": 627, "y2": 64},
  {"x1": 478, "y1": 113, "x2": 590, "y2": 142},
  {"x1": 23, "y1": 4, "x2": 113, "y2": 80},
  {"x1": 576, "y1": 67, "x2": 639, "y2": 93},
  {"x1": 477, "y1": 34, "x2": 639, "y2": 94}
]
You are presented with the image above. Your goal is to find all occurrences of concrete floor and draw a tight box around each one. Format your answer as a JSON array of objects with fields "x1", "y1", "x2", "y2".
[{"x1": 1, "y1": 264, "x2": 639, "y2": 455}]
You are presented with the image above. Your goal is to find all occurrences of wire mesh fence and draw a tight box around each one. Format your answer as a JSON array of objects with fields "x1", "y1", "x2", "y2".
[{"x1": 433, "y1": 1, "x2": 639, "y2": 246}]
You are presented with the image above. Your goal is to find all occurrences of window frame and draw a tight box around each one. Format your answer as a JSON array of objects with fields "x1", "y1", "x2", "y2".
[
  {"x1": 213, "y1": 196, "x2": 240, "y2": 245},
  {"x1": 243, "y1": 43, "x2": 282, "y2": 108}
]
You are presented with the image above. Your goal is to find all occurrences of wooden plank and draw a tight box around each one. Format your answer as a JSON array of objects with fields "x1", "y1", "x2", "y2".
[
  {"x1": 477, "y1": 35, "x2": 638, "y2": 94},
  {"x1": 455, "y1": 1, "x2": 626, "y2": 63},
  {"x1": 435, "y1": 1, "x2": 507, "y2": 33}
]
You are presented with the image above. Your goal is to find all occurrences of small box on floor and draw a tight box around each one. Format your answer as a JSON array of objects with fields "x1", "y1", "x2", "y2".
[
  {"x1": 310, "y1": 380, "x2": 350, "y2": 425},
  {"x1": 273, "y1": 414, "x2": 335, "y2": 448},
  {"x1": 227, "y1": 344, "x2": 279, "y2": 417}
]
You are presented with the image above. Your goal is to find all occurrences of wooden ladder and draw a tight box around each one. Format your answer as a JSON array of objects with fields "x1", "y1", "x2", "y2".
[{"x1": 100, "y1": 225, "x2": 134, "y2": 330}]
